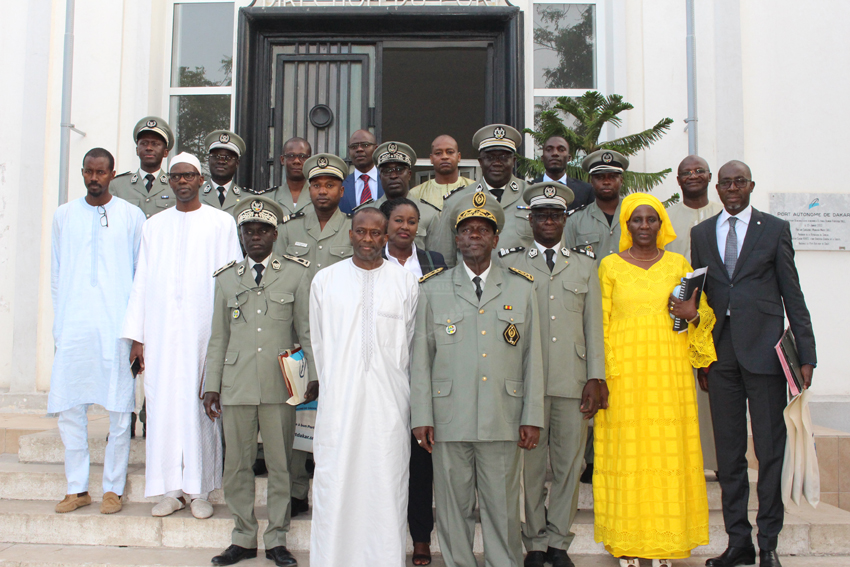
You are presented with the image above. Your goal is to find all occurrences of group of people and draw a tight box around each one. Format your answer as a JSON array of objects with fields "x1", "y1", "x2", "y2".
[{"x1": 48, "y1": 114, "x2": 816, "y2": 567}]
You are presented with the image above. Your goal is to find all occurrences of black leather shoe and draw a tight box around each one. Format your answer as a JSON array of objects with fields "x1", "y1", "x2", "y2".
[
  {"x1": 580, "y1": 462, "x2": 593, "y2": 484},
  {"x1": 265, "y1": 546, "x2": 297, "y2": 566},
  {"x1": 211, "y1": 545, "x2": 257, "y2": 566},
  {"x1": 252, "y1": 458, "x2": 267, "y2": 476},
  {"x1": 523, "y1": 551, "x2": 547, "y2": 567},
  {"x1": 759, "y1": 550, "x2": 782, "y2": 567},
  {"x1": 548, "y1": 547, "x2": 575, "y2": 567},
  {"x1": 290, "y1": 497, "x2": 309, "y2": 517},
  {"x1": 705, "y1": 545, "x2": 756, "y2": 567}
]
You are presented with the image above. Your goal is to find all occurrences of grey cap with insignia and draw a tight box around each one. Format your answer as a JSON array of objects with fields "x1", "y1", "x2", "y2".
[
  {"x1": 205, "y1": 130, "x2": 246, "y2": 157},
  {"x1": 133, "y1": 116, "x2": 174, "y2": 150},
  {"x1": 303, "y1": 153, "x2": 349, "y2": 182},
  {"x1": 523, "y1": 181, "x2": 575, "y2": 210},
  {"x1": 373, "y1": 141, "x2": 417, "y2": 168},
  {"x1": 472, "y1": 124, "x2": 522, "y2": 153},
  {"x1": 581, "y1": 149, "x2": 629, "y2": 175}
]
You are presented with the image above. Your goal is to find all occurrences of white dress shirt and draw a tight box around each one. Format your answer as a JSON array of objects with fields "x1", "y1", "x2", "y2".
[
  {"x1": 463, "y1": 261, "x2": 492, "y2": 290},
  {"x1": 138, "y1": 168, "x2": 165, "y2": 183},
  {"x1": 716, "y1": 205, "x2": 752, "y2": 259},
  {"x1": 212, "y1": 180, "x2": 233, "y2": 198},
  {"x1": 353, "y1": 166, "x2": 379, "y2": 204},
  {"x1": 385, "y1": 243, "x2": 423, "y2": 279},
  {"x1": 542, "y1": 172, "x2": 568, "y2": 184},
  {"x1": 535, "y1": 241, "x2": 558, "y2": 256},
  {"x1": 247, "y1": 254, "x2": 271, "y2": 283}
]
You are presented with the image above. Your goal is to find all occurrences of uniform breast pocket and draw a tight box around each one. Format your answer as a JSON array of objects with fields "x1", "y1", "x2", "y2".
[
  {"x1": 496, "y1": 309, "x2": 526, "y2": 346},
  {"x1": 227, "y1": 298, "x2": 246, "y2": 324},
  {"x1": 561, "y1": 281, "x2": 588, "y2": 312},
  {"x1": 432, "y1": 380, "x2": 453, "y2": 424},
  {"x1": 329, "y1": 245, "x2": 353, "y2": 260},
  {"x1": 286, "y1": 243, "x2": 310, "y2": 258},
  {"x1": 575, "y1": 233, "x2": 600, "y2": 253},
  {"x1": 155, "y1": 198, "x2": 172, "y2": 210},
  {"x1": 268, "y1": 292, "x2": 294, "y2": 320},
  {"x1": 514, "y1": 210, "x2": 533, "y2": 239},
  {"x1": 434, "y1": 313, "x2": 464, "y2": 344}
]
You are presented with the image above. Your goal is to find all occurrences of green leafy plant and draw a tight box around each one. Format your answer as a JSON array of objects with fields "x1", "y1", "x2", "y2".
[{"x1": 519, "y1": 91, "x2": 678, "y2": 204}]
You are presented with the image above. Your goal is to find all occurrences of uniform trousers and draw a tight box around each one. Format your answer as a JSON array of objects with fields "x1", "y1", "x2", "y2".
[
  {"x1": 290, "y1": 449, "x2": 310, "y2": 500},
  {"x1": 223, "y1": 403, "x2": 295, "y2": 549},
  {"x1": 433, "y1": 440, "x2": 522, "y2": 567},
  {"x1": 709, "y1": 323, "x2": 787, "y2": 551},
  {"x1": 522, "y1": 397, "x2": 587, "y2": 552},
  {"x1": 409, "y1": 432, "x2": 434, "y2": 543},
  {"x1": 58, "y1": 404, "x2": 131, "y2": 495}
]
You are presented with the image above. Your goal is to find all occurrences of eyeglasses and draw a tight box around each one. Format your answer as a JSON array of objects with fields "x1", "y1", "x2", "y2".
[
  {"x1": 97, "y1": 205, "x2": 108, "y2": 228},
  {"x1": 348, "y1": 142, "x2": 375, "y2": 150},
  {"x1": 283, "y1": 153, "x2": 309, "y2": 161},
  {"x1": 679, "y1": 168, "x2": 709, "y2": 178},
  {"x1": 380, "y1": 166, "x2": 408, "y2": 176},
  {"x1": 718, "y1": 177, "x2": 752, "y2": 189},
  {"x1": 479, "y1": 153, "x2": 513, "y2": 164},
  {"x1": 209, "y1": 154, "x2": 238, "y2": 163},
  {"x1": 531, "y1": 211, "x2": 567, "y2": 222},
  {"x1": 169, "y1": 172, "x2": 201, "y2": 182}
]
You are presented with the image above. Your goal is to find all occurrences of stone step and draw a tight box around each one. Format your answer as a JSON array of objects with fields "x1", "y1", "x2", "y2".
[
  {"x1": 0, "y1": 498, "x2": 847, "y2": 556},
  {"x1": 1, "y1": 545, "x2": 849, "y2": 567},
  {"x1": 18, "y1": 429, "x2": 146, "y2": 466},
  {"x1": 0, "y1": 454, "x2": 757, "y2": 512}
]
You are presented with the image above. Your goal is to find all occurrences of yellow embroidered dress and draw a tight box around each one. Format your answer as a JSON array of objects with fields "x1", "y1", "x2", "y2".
[{"x1": 594, "y1": 251, "x2": 716, "y2": 559}]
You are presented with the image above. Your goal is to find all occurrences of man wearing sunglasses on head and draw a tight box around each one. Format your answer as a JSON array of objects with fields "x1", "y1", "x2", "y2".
[{"x1": 201, "y1": 130, "x2": 247, "y2": 214}]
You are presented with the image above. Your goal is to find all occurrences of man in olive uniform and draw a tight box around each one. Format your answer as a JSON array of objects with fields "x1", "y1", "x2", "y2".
[
  {"x1": 501, "y1": 182, "x2": 605, "y2": 567},
  {"x1": 200, "y1": 130, "x2": 247, "y2": 213},
  {"x1": 204, "y1": 196, "x2": 312, "y2": 567},
  {"x1": 562, "y1": 149, "x2": 629, "y2": 260},
  {"x1": 273, "y1": 153, "x2": 352, "y2": 516},
  {"x1": 271, "y1": 137, "x2": 314, "y2": 216},
  {"x1": 109, "y1": 116, "x2": 176, "y2": 219},
  {"x1": 411, "y1": 191, "x2": 545, "y2": 567},
  {"x1": 354, "y1": 141, "x2": 441, "y2": 250},
  {"x1": 431, "y1": 124, "x2": 533, "y2": 267}
]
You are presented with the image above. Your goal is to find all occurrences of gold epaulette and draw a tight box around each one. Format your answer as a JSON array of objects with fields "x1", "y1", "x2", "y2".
[
  {"x1": 282, "y1": 254, "x2": 311, "y2": 268},
  {"x1": 213, "y1": 260, "x2": 236, "y2": 277},
  {"x1": 419, "y1": 267, "x2": 446, "y2": 283},
  {"x1": 508, "y1": 267, "x2": 534, "y2": 282}
]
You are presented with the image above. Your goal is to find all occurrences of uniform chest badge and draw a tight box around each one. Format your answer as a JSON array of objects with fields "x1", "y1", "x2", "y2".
[
  {"x1": 237, "y1": 265, "x2": 246, "y2": 276},
  {"x1": 232, "y1": 308, "x2": 240, "y2": 319},
  {"x1": 504, "y1": 323, "x2": 520, "y2": 346},
  {"x1": 203, "y1": 184, "x2": 212, "y2": 194},
  {"x1": 271, "y1": 259, "x2": 281, "y2": 270},
  {"x1": 528, "y1": 248, "x2": 538, "y2": 258},
  {"x1": 131, "y1": 174, "x2": 139, "y2": 184},
  {"x1": 561, "y1": 247, "x2": 570, "y2": 257},
  {"x1": 446, "y1": 324, "x2": 457, "y2": 335},
  {"x1": 160, "y1": 174, "x2": 168, "y2": 184}
]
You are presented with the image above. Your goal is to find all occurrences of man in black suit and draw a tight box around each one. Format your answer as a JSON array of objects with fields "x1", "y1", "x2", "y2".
[
  {"x1": 532, "y1": 136, "x2": 594, "y2": 213},
  {"x1": 689, "y1": 160, "x2": 816, "y2": 567}
]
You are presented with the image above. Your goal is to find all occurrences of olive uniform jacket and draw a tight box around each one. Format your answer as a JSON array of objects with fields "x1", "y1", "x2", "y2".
[
  {"x1": 430, "y1": 177, "x2": 533, "y2": 267},
  {"x1": 200, "y1": 181, "x2": 245, "y2": 214},
  {"x1": 273, "y1": 207, "x2": 353, "y2": 275},
  {"x1": 502, "y1": 246, "x2": 604, "y2": 398},
  {"x1": 109, "y1": 169, "x2": 175, "y2": 219},
  {"x1": 563, "y1": 199, "x2": 622, "y2": 260},
  {"x1": 204, "y1": 253, "x2": 315, "y2": 405},
  {"x1": 410, "y1": 263, "x2": 545, "y2": 442}
]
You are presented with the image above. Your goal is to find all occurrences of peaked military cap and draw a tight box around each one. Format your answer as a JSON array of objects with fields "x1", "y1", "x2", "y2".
[
  {"x1": 373, "y1": 141, "x2": 417, "y2": 168},
  {"x1": 303, "y1": 153, "x2": 348, "y2": 182},
  {"x1": 206, "y1": 130, "x2": 246, "y2": 157},
  {"x1": 581, "y1": 149, "x2": 629, "y2": 175},
  {"x1": 522, "y1": 181, "x2": 575, "y2": 210},
  {"x1": 472, "y1": 124, "x2": 522, "y2": 153},
  {"x1": 234, "y1": 196, "x2": 284, "y2": 228},
  {"x1": 453, "y1": 190, "x2": 505, "y2": 234},
  {"x1": 133, "y1": 116, "x2": 174, "y2": 150}
]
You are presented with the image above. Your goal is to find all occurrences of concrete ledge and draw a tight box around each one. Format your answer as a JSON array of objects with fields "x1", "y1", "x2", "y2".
[{"x1": 18, "y1": 430, "x2": 146, "y2": 466}]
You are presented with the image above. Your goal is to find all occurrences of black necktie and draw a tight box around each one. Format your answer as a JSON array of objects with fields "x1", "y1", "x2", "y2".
[
  {"x1": 254, "y1": 264, "x2": 264, "y2": 286},
  {"x1": 489, "y1": 188, "x2": 503, "y2": 202},
  {"x1": 473, "y1": 276, "x2": 483, "y2": 300},
  {"x1": 545, "y1": 249, "x2": 555, "y2": 272},
  {"x1": 144, "y1": 174, "x2": 154, "y2": 193},
  {"x1": 218, "y1": 186, "x2": 226, "y2": 206}
]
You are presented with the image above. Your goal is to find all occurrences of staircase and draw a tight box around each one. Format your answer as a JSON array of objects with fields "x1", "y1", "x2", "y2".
[{"x1": 2, "y1": 415, "x2": 850, "y2": 566}]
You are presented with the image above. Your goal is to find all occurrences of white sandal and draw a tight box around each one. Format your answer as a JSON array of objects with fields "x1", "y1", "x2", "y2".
[
  {"x1": 619, "y1": 559, "x2": 639, "y2": 567},
  {"x1": 653, "y1": 560, "x2": 673, "y2": 567}
]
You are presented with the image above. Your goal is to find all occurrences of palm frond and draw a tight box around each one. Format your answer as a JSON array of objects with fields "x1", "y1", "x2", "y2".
[
  {"x1": 620, "y1": 169, "x2": 672, "y2": 194},
  {"x1": 601, "y1": 118, "x2": 674, "y2": 156},
  {"x1": 661, "y1": 193, "x2": 681, "y2": 208}
]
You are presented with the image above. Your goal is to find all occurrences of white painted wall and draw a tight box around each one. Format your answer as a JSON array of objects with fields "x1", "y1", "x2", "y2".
[{"x1": 1, "y1": 0, "x2": 847, "y2": 408}]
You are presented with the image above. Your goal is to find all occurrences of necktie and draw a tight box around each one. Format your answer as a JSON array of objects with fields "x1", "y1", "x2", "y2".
[
  {"x1": 254, "y1": 264, "x2": 264, "y2": 286},
  {"x1": 144, "y1": 174, "x2": 154, "y2": 193},
  {"x1": 724, "y1": 217, "x2": 738, "y2": 279},
  {"x1": 545, "y1": 249, "x2": 555, "y2": 272},
  {"x1": 490, "y1": 188, "x2": 503, "y2": 202},
  {"x1": 473, "y1": 276, "x2": 483, "y2": 300},
  {"x1": 218, "y1": 186, "x2": 226, "y2": 206},
  {"x1": 360, "y1": 174, "x2": 372, "y2": 204}
]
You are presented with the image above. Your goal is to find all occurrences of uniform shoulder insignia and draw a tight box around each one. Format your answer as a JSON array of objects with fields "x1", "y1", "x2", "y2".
[
  {"x1": 243, "y1": 187, "x2": 274, "y2": 196},
  {"x1": 498, "y1": 246, "x2": 525, "y2": 258},
  {"x1": 508, "y1": 267, "x2": 534, "y2": 282},
  {"x1": 114, "y1": 171, "x2": 131, "y2": 178},
  {"x1": 566, "y1": 202, "x2": 590, "y2": 217},
  {"x1": 212, "y1": 260, "x2": 237, "y2": 277},
  {"x1": 418, "y1": 267, "x2": 446, "y2": 283},
  {"x1": 570, "y1": 246, "x2": 596, "y2": 259},
  {"x1": 419, "y1": 198, "x2": 442, "y2": 212},
  {"x1": 443, "y1": 185, "x2": 467, "y2": 200},
  {"x1": 280, "y1": 211, "x2": 305, "y2": 224},
  {"x1": 282, "y1": 254, "x2": 311, "y2": 268}
]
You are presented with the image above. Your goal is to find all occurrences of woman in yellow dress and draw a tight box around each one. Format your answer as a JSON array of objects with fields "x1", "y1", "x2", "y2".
[{"x1": 593, "y1": 193, "x2": 716, "y2": 567}]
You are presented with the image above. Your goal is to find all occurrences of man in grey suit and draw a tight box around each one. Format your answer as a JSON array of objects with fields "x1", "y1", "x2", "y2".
[
  {"x1": 411, "y1": 191, "x2": 544, "y2": 567},
  {"x1": 501, "y1": 182, "x2": 604, "y2": 567},
  {"x1": 690, "y1": 160, "x2": 816, "y2": 567}
]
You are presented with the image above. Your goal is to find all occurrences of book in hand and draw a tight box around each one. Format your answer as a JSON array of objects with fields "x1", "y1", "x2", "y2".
[
  {"x1": 776, "y1": 327, "x2": 804, "y2": 397},
  {"x1": 278, "y1": 347, "x2": 310, "y2": 406},
  {"x1": 670, "y1": 267, "x2": 708, "y2": 333}
]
